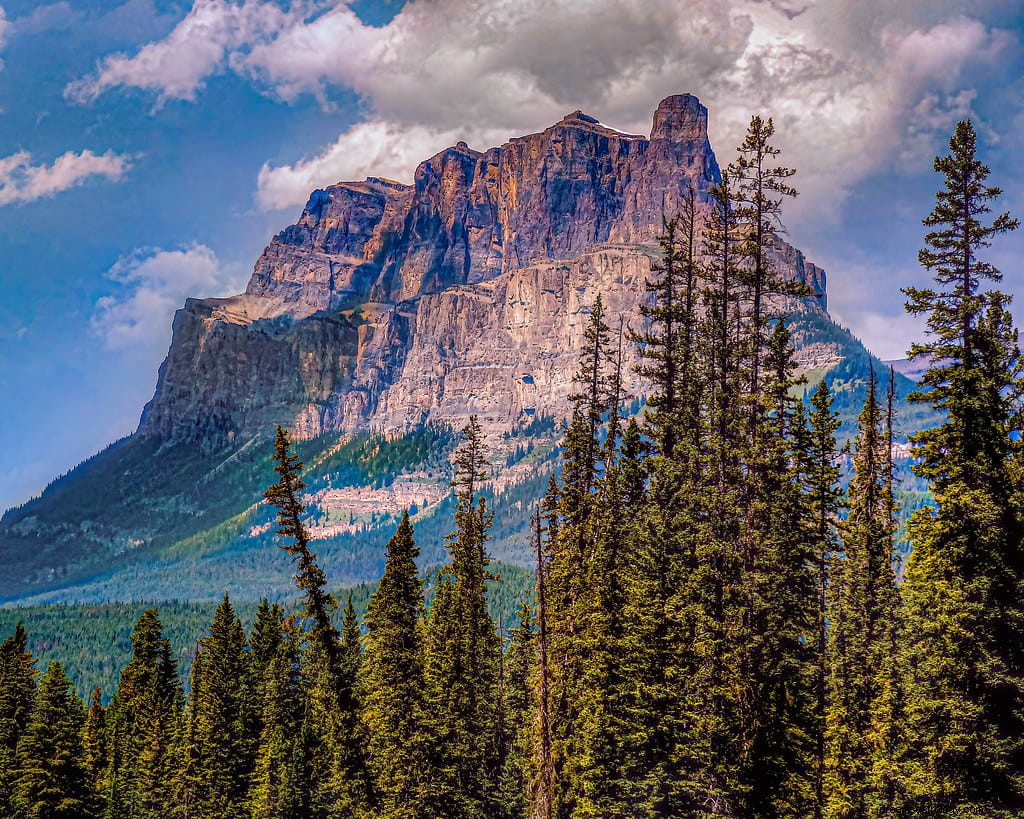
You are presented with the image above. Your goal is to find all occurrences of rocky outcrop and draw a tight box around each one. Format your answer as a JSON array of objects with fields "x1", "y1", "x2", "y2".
[{"x1": 139, "y1": 94, "x2": 831, "y2": 445}]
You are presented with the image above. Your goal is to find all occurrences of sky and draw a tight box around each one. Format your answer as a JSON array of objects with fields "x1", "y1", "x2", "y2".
[{"x1": 0, "y1": 0, "x2": 1022, "y2": 511}]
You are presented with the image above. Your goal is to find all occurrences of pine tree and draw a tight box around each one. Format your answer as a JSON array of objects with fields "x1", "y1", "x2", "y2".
[
  {"x1": 323, "y1": 594, "x2": 373, "y2": 816},
  {"x1": 13, "y1": 661, "x2": 97, "y2": 819},
  {"x1": 105, "y1": 608, "x2": 181, "y2": 819},
  {"x1": 249, "y1": 600, "x2": 285, "y2": 686},
  {"x1": 866, "y1": 369, "x2": 909, "y2": 819},
  {"x1": 730, "y1": 114, "x2": 798, "y2": 402},
  {"x1": 189, "y1": 593, "x2": 256, "y2": 818},
  {"x1": 738, "y1": 321, "x2": 818, "y2": 818},
  {"x1": 265, "y1": 427, "x2": 343, "y2": 683},
  {"x1": 0, "y1": 623, "x2": 37, "y2": 817},
  {"x1": 498, "y1": 603, "x2": 535, "y2": 819},
  {"x1": 265, "y1": 426, "x2": 374, "y2": 815},
  {"x1": 803, "y1": 380, "x2": 843, "y2": 819},
  {"x1": 250, "y1": 616, "x2": 310, "y2": 819},
  {"x1": 531, "y1": 507, "x2": 555, "y2": 819},
  {"x1": 683, "y1": 169, "x2": 748, "y2": 816},
  {"x1": 423, "y1": 416, "x2": 502, "y2": 818},
  {"x1": 825, "y1": 369, "x2": 899, "y2": 818},
  {"x1": 573, "y1": 361, "x2": 635, "y2": 817},
  {"x1": 634, "y1": 187, "x2": 702, "y2": 459},
  {"x1": 362, "y1": 511, "x2": 429, "y2": 818},
  {"x1": 899, "y1": 119, "x2": 1024, "y2": 816},
  {"x1": 545, "y1": 299, "x2": 617, "y2": 817},
  {"x1": 83, "y1": 687, "x2": 107, "y2": 801}
]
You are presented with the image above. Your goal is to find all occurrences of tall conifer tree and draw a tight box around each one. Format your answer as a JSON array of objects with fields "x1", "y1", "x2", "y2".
[
  {"x1": 0, "y1": 623, "x2": 37, "y2": 817},
  {"x1": 189, "y1": 593, "x2": 255, "y2": 818},
  {"x1": 265, "y1": 426, "x2": 374, "y2": 815},
  {"x1": 362, "y1": 511, "x2": 429, "y2": 818},
  {"x1": 105, "y1": 609, "x2": 181, "y2": 819},
  {"x1": 249, "y1": 609, "x2": 309, "y2": 819},
  {"x1": 803, "y1": 381, "x2": 843, "y2": 819},
  {"x1": 825, "y1": 369, "x2": 899, "y2": 818},
  {"x1": 13, "y1": 661, "x2": 97, "y2": 819},
  {"x1": 899, "y1": 119, "x2": 1024, "y2": 816},
  {"x1": 424, "y1": 417, "x2": 502, "y2": 817},
  {"x1": 83, "y1": 686, "x2": 108, "y2": 801}
]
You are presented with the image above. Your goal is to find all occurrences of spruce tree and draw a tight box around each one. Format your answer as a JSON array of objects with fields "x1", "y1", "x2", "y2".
[
  {"x1": 498, "y1": 603, "x2": 535, "y2": 819},
  {"x1": 531, "y1": 506, "x2": 555, "y2": 819},
  {"x1": 545, "y1": 300, "x2": 616, "y2": 817},
  {"x1": 323, "y1": 594, "x2": 373, "y2": 816},
  {"x1": 265, "y1": 426, "x2": 374, "y2": 815},
  {"x1": 105, "y1": 608, "x2": 181, "y2": 819},
  {"x1": 250, "y1": 616, "x2": 309, "y2": 819},
  {"x1": 866, "y1": 370, "x2": 909, "y2": 819},
  {"x1": 684, "y1": 169, "x2": 748, "y2": 816},
  {"x1": 362, "y1": 511, "x2": 429, "y2": 817},
  {"x1": 738, "y1": 322, "x2": 818, "y2": 819},
  {"x1": 899, "y1": 119, "x2": 1024, "y2": 816},
  {"x1": 249, "y1": 600, "x2": 285, "y2": 686},
  {"x1": 13, "y1": 661, "x2": 97, "y2": 819},
  {"x1": 573, "y1": 361, "x2": 635, "y2": 817},
  {"x1": 825, "y1": 369, "x2": 899, "y2": 818},
  {"x1": 83, "y1": 686, "x2": 107, "y2": 801},
  {"x1": 189, "y1": 593, "x2": 256, "y2": 818},
  {"x1": 423, "y1": 416, "x2": 502, "y2": 818},
  {"x1": 804, "y1": 380, "x2": 843, "y2": 819},
  {"x1": 730, "y1": 114, "x2": 798, "y2": 401},
  {"x1": 634, "y1": 187, "x2": 702, "y2": 459},
  {"x1": 0, "y1": 623, "x2": 37, "y2": 817}
]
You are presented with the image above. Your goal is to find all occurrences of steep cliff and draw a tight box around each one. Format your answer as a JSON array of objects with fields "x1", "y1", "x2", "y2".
[
  {"x1": 1, "y1": 93, "x2": 888, "y2": 604},
  {"x1": 140, "y1": 94, "x2": 826, "y2": 445}
]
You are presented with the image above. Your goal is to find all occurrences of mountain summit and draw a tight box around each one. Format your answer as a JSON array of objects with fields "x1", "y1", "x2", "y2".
[
  {"x1": 1, "y1": 95, "x2": 894, "y2": 603},
  {"x1": 141, "y1": 94, "x2": 824, "y2": 445}
]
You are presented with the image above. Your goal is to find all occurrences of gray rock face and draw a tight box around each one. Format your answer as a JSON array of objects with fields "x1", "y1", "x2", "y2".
[{"x1": 139, "y1": 94, "x2": 831, "y2": 444}]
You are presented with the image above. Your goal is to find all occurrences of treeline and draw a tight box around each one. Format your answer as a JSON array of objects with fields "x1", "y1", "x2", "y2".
[{"x1": 2, "y1": 117, "x2": 1024, "y2": 819}]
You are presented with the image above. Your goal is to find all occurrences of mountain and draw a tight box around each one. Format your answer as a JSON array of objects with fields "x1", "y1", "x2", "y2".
[{"x1": 0, "y1": 94, "x2": 929, "y2": 604}]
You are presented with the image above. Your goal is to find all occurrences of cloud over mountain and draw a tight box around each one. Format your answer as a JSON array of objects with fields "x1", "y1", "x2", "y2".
[
  {"x1": 92, "y1": 244, "x2": 246, "y2": 355},
  {"x1": 64, "y1": 1, "x2": 1017, "y2": 221}
]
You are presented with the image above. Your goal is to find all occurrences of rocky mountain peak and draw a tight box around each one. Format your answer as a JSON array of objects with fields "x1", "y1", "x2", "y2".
[
  {"x1": 651, "y1": 93, "x2": 708, "y2": 142},
  {"x1": 139, "y1": 95, "x2": 827, "y2": 445}
]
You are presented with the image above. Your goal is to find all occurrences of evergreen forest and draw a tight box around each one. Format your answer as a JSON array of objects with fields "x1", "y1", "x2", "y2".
[{"x1": 2, "y1": 117, "x2": 1023, "y2": 819}]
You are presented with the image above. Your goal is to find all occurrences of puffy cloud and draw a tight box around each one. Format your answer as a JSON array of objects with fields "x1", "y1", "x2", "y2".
[
  {"x1": 256, "y1": 119, "x2": 482, "y2": 210},
  {"x1": 92, "y1": 244, "x2": 245, "y2": 354},
  {"x1": 65, "y1": 0, "x2": 1017, "y2": 227},
  {"x1": 66, "y1": 0, "x2": 303, "y2": 105},
  {"x1": 0, "y1": 149, "x2": 132, "y2": 206}
]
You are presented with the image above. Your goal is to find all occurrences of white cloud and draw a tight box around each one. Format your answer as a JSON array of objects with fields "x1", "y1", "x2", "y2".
[
  {"x1": 66, "y1": 0, "x2": 304, "y2": 106},
  {"x1": 92, "y1": 244, "x2": 245, "y2": 353},
  {"x1": 66, "y1": 2, "x2": 1016, "y2": 221},
  {"x1": 0, "y1": 149, "x2": 132, "y2": 206},
  {"x1": 0, "y1": 6, "x2": 10, "y2": 68},
  {"x1": 256, "y1": 119, "x2": 503, "y2": 210}
]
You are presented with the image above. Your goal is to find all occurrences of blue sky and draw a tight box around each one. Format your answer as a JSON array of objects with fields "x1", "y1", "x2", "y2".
[{"x1": 0, "y1": 0, "x2": 1022, "y2": 511}]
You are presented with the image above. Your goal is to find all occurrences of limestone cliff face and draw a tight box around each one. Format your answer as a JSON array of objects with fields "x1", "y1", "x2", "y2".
[{"x1": 139, "y1": 94, "x2": 830, "y2": 444}]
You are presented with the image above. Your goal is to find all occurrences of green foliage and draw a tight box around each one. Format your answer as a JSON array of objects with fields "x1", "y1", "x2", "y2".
[
  {"x1": 3, "y1": 117, "x2": 1023, "y2": 819},
  {"x1": 249, "y1": 614, "x2": 310, "y2": 819},
  {"x1": 13, "y1": 661, "x2": 97, "y2": 819},
  {"x1": 187, "y1": 594, "x2": 256, "y2": 817},
  {"x1": 104, "y1": 609, "x2": 182, "y2": 819},
  {"x1": 362, "y1": 512, "x2": 429, "y2": 817},
  {"x1": 0, "y1": 624, "x2": 37, "y2": 816},
  {"x1": 824, "y1": 371, "x2": 901, "y2": 818},
  {"x1": 898, "y1": 120, "x2": 1024, "y2": 817},
  {"x1": 423, "y1": 417, "x2": 504, "y2": 817}
]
